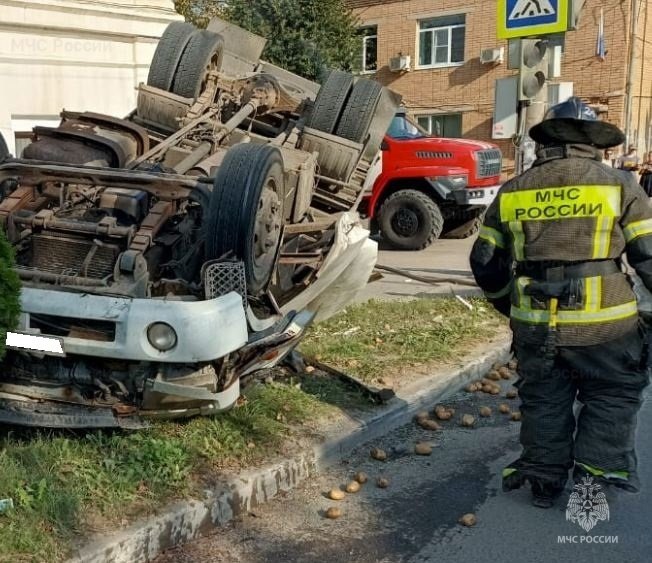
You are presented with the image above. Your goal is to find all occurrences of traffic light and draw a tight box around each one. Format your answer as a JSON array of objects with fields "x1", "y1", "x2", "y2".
[{"x1": 518, "y1": 38, "x2": 549, "y2": 101}]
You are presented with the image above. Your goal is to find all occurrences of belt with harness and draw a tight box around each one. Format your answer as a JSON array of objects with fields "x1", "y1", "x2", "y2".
[{"x1": 514, "y1": 260, "x2": 622, "y2": 355}]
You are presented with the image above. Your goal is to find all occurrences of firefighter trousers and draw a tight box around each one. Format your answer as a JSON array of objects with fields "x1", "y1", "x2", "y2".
[{"x1": 510, "y1": 327, "x2": 649, "y2": 490}]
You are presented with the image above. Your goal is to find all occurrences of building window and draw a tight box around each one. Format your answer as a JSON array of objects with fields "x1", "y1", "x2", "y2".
[
  {"x1": 360, "y1": 26, "x2": 378, "y2": 73},
  {"x1": 416, "y1": 114, "x2": 463, "y2": 138},
  {"x1": 418, "y1": 14, "x2": 465, "y2": 68}
]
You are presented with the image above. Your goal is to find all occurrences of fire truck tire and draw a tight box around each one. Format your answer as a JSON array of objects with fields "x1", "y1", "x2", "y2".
[
  {"x1": 147, "y1": 22, "x2": 196, "y2": 92},
  {"x1": 336, "y1": 79, "x2": 383, "y2": 147},
  {"x1": 442, "y1": 216, "x2": 481, "y2": 239},
  {"x1": 172, "y1": 30, "x2": 224, "y2": 100},
  {"x1": 0, "y1": 132, "x2": 8, "y2": 160},
  {"x1": 306, "y1": 70, "x2": 354, "y2": 133},
  {"x1": 378, "y1": 190, "x2": 444, "y2": 250},
  {"x1": 205, "y1": 144, "x2": 285, "y2": 295}
]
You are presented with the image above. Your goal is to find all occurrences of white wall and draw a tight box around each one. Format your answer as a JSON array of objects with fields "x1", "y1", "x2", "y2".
[{"x1": 0, "y1": 0, "x2": 181, "y2": 154}]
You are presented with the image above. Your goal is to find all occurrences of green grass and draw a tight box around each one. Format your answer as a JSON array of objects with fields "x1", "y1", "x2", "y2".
[
  {"x1": 300, "y1": 297, "x2": 505, "y2": 381},
  {"x1": 0, "y1": 297, "x2": 505, "y2": 562},
  {"x1": 0, "y1": 383, "x2": 324, "y2": 563}
]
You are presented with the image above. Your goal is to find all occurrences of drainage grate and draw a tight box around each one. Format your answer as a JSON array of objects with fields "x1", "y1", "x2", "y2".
[{"x1": 203, "y1": 260, "x2": 247, "y2": 306}]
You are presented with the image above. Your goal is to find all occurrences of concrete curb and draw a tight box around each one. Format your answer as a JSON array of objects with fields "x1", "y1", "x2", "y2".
[{"x1": 67, "y1": 337, "x2": 511, "y2": 563}]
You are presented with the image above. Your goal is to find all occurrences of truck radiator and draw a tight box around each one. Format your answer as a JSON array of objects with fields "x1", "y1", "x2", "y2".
[
  {"x1": 29, "y1": 233, "x2": 119, "y2": 280},
  {"x1": 476, "y1": 149, "x2": 502, "y2": 178}
]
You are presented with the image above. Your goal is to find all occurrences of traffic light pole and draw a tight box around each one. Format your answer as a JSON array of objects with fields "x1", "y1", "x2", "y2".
[{"x1": 518, "y1": 82, "x2": 548, "y2": 174}]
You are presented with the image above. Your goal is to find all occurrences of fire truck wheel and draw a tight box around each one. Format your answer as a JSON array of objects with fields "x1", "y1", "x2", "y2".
[
  {"x1": 0, "y1": 132, "x2": 8, "y2": 160},
  {"x1": 442, "y1": 209, "x2": 485, "y2": 239},
  {"x1": 172, "y1": 30, "x2": 224, "y2": 100},
  {"x1": 306, "y1": 70, "x2": 354, "y2": 133},
  {"x1": 205, "y1": 144, "x2": 285, "y2": 295},
  {"x1": 378, "y1": 190, "x2": 444, "y2": 250},
  {"x1": 147, "y1": 22, "x2": 197, "y2": 92},
  {"x1": 336, "y1": 78, "x2": 383, "y2": 147}
]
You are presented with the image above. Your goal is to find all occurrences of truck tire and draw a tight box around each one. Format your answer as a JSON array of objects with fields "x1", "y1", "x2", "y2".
[
  {"x1": 442, "y1": 208, "x2": 485, "y2": 239},
  {"x1": 147, "y1": 22, "x2": 196, "y2": 92},
  {"x1": 378, "y1": 190, "x2": 444, "y2": 250},
  {"x1": 336, "y1": 78, "x2": 383, "y2": 148},
  {"x1": 172, "y1": 30, "x2": 224, "y2": 100},
  {"x1": 0, "y1": 132, "x2": 8, "y2": 160},
  {"x1": 306, "y1": 70, "x2": 354, "y2": 133},
  {"x1": 205, "y1": 144, "x2": 285, "y2": 295}
]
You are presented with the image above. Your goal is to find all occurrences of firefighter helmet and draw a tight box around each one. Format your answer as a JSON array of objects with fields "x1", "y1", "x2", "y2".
[{"x1": 530, "y1": 97, "x2": 625, "y2": 149}]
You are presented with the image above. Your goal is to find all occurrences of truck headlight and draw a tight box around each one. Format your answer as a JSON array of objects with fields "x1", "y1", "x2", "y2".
[
  {"x1": 430, "y1": 175, "x2": 468, "y2": 189},
  {"x1": 147, "y1": 323, "x2": 177, "y2": 351}
]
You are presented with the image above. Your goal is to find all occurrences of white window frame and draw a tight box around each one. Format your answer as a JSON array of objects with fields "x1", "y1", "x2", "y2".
[
  {"x1": 360, "y1": 26, "x2": 378, "y2": 74},
  {"x1": 416, "y1": 113, "x2": 463, "y2": 138},
  {"x1": 416, "y1": 17, "x2": 465, "y2": 70}
]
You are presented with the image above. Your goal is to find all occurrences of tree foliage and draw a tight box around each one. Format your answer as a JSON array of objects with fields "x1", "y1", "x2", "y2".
[
  {"x1": 174, "y1": 0, "x2": 361, "y2": 80},
  {"x1": 0, "y1": 228, "x2": 20, "y2": 360}
]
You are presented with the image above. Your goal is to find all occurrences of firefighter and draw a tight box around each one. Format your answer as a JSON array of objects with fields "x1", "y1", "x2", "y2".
[{"x1": 470, "y1": 97, "x2": 651, "y2": 508}]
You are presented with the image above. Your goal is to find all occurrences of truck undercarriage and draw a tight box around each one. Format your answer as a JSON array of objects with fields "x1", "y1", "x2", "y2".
[{"x1": 0, "y1": 19, "x2": 399, "y2": 428}]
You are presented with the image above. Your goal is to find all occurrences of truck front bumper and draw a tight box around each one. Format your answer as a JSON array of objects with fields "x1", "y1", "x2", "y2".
[
  {"x1": 8, "y1": 288, "x2": 249, "y2": 363},
  {"x1": 449, "y1": 184, "x2": 501, "y2": 207}
]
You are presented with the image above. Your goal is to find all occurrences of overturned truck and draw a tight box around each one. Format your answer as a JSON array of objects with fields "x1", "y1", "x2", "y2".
[{"x1": 0, "y1": 19, "x2": 400, "y2": 428}]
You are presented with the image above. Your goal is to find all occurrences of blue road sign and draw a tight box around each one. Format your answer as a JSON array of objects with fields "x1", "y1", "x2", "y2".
[{"x1": 497, "y1": 0, "x2": 569, "y2": 39}]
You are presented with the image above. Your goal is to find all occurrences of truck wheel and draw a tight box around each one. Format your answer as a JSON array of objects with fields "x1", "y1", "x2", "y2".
[
  {"x1": 0, "y1": 132, "x2": 8, "y2": 160},
  {"x1": 378, "y1": 190, "x2": 443, "y2": 250},
  {"x1": 336, "y1": 78, "x2": 383, "y2": 148},
  {"x1": 306, "y1": 70, "x2": 354, "y2": 133},
  {"x1": 442, "y1": 217, "x2": 481, "y2": 239},
  {"x1": 147, "y1": 22, "x2": 196, "y2": 92},
  {"x1": 205, "y1": 144, "x2": 285, "y2": 295},
  {"x1": 172, "y1": 30, "x2": 224, "y2": 100}
]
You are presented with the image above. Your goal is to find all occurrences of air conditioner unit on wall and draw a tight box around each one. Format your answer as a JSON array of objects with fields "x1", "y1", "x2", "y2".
[
  {"x1": 480, "y1": 47, "x2": 504, "y2": 65},
  {"x1": 389, "y1": 55, "x2": 411, "y2": 73}
]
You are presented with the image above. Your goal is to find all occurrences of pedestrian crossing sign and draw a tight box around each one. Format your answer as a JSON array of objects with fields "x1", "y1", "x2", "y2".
[{"x1": 497, "y1": 0, "x2": 570, "y2": 39}]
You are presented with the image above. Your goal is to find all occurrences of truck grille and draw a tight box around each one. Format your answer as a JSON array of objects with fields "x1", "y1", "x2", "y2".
[
  {"x1": 30, "y1": 233, "x2": 119, "y2": 279},
  {"x1": 476, "y1": 149, "x2": 502, "y2": 178}
]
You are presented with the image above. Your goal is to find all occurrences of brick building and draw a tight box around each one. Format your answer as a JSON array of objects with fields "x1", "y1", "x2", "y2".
[{"x1": 348, "y1": 0, "x2": 652, "y2": 171}]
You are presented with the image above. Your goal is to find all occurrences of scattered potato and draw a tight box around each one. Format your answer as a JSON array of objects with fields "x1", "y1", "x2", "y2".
[
  {"x1": 508, "y1": 359, "x2": 518, "y2": 370},
  {"x1": 479, "y1": 406, "x2": 492, "y2": 417},
  {"x1": 511, "y1": 412, "x2": 522, "y2": 422},
  {"x1": 481, "y1": 378, "x2": 492, "y2": 386},
  {"x1": 487, "y1": 371, "x2": 501, "y2": 381},
  {"x1": 435, "y1": 409, "x2": 452, "y2": 421},
  {"x1": 461, "y1": 414, "x2": 476, "y2": 427},
  {"x1": 345, "y1": 481, "x2": 361, "y2": 494},
  {"x1": 490, "y1": 386, "x2": 501, "y2": 395},
  {"x1": 459, "y1": 513, "x2": 477, "y2": 527},
  {"x1": 492, "y1": 362, "x2": 502, "y2": 371},
  {"x1": 415, "y1": 442, "x2": 433, "y2": 455},
  {"x1": 353, "y1": 471, "x2": 368, "y2": 484},
  {"x1": 465, "y1": 383, "x2": 478, "y2": 393},
  {"x1": 325, "y1": 507, "x2": 342, "y2": 519},
  {"x1": 499, "y1": 367, "x2": 512, "y2": 379},
  {"x1": 305, "y1": 365, "x2": 316, "y2": 374},
  {"x1": 481, "y1": 384, "x2": 493, "y2": 394},
  {"x1": 370, "y1": 447, "x2": 387, "y2": 461},
  {"x1": 328, "y1": 488, "x2": 345, "y2": 501},
  {"x1": 498, "y1": 404, "x2": 511, "y2": 414},
  {"x1": 415, "y1": 411, "x2": 430, "y2": 422},
  {"x1": 419, "y1": 418, "x2": 441, "y2": 431},
  {"x1": 376, "y1": 477, "x2": 390, "y2": 489},
  {"x1": 506, "y1": 390, "x2": 518, "y2": 399}
]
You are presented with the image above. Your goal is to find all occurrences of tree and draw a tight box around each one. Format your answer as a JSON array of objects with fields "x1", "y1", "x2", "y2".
[
  {"x1": 174, "y1": 0, "x2": 361, "y2": 80},
  {"x1": 0, "y1": 229, "x2": 20, "y2": 360}
]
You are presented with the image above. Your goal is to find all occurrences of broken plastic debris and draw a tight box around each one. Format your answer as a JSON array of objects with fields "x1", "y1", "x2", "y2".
[{"x1": 0, "y1": 498, "x2": 14, "y2": 513}]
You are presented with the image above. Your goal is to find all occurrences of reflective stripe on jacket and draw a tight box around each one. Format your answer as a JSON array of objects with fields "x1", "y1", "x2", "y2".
[{"x1": 470, "y1": 144, "x2": 652, "y2": 346}]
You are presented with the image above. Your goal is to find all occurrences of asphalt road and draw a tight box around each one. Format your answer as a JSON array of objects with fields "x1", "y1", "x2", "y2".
[
  {"x1": 156, "y1": 376, "x2": 652, "y2": 563},
  {"x1": 358, "y1": 237, "x2": 480, "y2": 302}
]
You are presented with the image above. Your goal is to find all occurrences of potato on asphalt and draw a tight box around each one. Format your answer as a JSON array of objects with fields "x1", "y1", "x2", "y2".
[
  {"x1": 353, "y1": 471, "x2": 368, "y2": 484},
  {"x1": 415, "y1": 442, "x2": 433, "y2": 455},
  {"x1": 479, "y1": 406, "x2": 492, "y2": 417},
  {"x1": 511, "y1": 411, "x2": 522, "y2": 421},
  {"x1": 325, "y1": 507, "x2": 342, "y2": 519},
  {"x1": 419, "y1": 418, "x2": 441, "y2": 431},
  {"x1": 459, "y1": 513, "x2": 477, "y2": 527},
  {"x1": 499, "y1": 367, "x2": 512, "y2": 379},
  {"x1": 328, "y1": 488, "x2": 345, "y2": 501},
  {"x1": 345, "y1": 481, "x2": 361, "y2": 493},
  {"x1": 461, "y1": 414, "x2": 476, "y2": 427},
  {"x1": 498, "y1": 403, "x2": 511, "y2": 414},
  {"x1": 370, "y1": 447, "x2": 387, "y2": 461},
  {"x1": 506, "y1": 390, "x2": 518, "y2": 399},
  {"x1": 508, "y1": 359, "x2": 518, "y2": 370},
  {"x1": 487, "y1": 370, "x2": 501, "y2": 381},
  {"x1": 376, "y1": 477, "x2": 390, "y2": 488}
]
